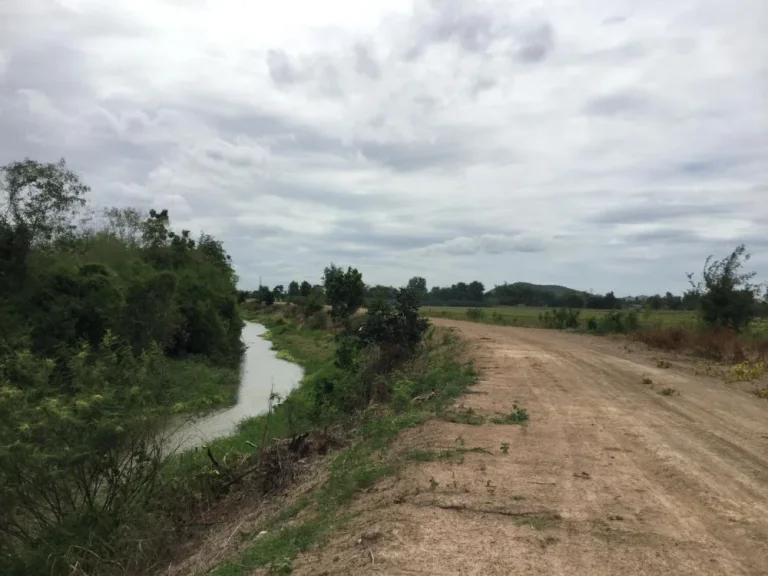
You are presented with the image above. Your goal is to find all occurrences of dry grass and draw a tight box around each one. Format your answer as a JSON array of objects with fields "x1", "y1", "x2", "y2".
[{"x1": 635, "y1": 327, "x2": 768, "y2": 365}]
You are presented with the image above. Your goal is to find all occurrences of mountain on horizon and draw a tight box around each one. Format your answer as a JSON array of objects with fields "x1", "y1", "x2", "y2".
[{"x1": 489, "y1": 282, "x2": 585, "y2": 297}]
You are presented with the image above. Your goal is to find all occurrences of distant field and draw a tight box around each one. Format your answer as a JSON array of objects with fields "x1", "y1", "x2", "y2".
[{"x1": 422, "y1": 306, "x2": 700, "y2": 329}]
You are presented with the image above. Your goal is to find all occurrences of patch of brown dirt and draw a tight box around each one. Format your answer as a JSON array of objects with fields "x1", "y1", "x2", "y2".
[{"x1": 289, "y1": 320, "x2": 768, "y2": 576}]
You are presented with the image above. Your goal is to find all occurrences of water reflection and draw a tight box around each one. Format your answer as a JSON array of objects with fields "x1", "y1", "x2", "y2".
[{"x1": 168, "y1": 323, "x2": 303, "y2": 452}]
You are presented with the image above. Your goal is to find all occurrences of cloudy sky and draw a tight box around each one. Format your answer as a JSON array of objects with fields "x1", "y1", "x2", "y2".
[{"x1": 1, "y1": 0, "x2": 766, "y2": 294}]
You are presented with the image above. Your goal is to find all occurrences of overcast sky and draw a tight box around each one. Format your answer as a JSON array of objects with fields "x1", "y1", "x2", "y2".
[{"x1": 1, "y1": 0, "x2": 766, "y2": 294}]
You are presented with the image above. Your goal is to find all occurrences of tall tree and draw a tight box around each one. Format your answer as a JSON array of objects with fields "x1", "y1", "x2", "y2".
[{"x1": 1, "y1": 158, "x2": 88, "y2": 243}]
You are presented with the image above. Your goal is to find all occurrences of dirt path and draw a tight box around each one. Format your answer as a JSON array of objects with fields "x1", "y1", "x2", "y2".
[{"x1": 292, "y1": 320, "x2": 768, "y2": 576}]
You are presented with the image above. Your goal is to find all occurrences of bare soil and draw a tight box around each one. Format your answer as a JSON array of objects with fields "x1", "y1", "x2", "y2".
[{"x1": 289, "y1": 320, "x2": 768, "y2": 576}]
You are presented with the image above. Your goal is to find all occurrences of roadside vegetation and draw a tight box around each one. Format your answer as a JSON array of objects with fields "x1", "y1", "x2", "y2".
[
  {"x1": 1, "y1": 159, "x2": 476, "y2": 576},
  {"x1": 0, "y1": 159, "x2": 244, "y2": 575}
]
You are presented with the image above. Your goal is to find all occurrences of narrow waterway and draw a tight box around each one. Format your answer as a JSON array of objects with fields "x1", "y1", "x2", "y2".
[{"x1": 167, "y1": 323, "x2": 303, "y2": 452}]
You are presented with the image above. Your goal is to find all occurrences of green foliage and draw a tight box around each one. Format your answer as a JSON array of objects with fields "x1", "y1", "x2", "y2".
[
  {"x1": 257, "y1": 285, "x2": 276, "y2": 307},
  {"x1": 358, "y1": 287, "x2": 430, "y2": 355},
  {"x1": 0, "y1": 158, "x2": 88, "y2": 243},
  {"x1": 0, "y1": 159, "x2": 243, "y2": 574},
  {"x1": 540, "y1": 308, "x2": 580, "y2": 329},
  {"x1": 466, "y1": 307, "x2": 486, "y2": 321},
  {"x1": 407, "y1": 276, "x2": 428, "y2": 302},
  {"x1": 687, "y1": 245, "x2": 765, "y2": 332},
  {"x1": 323, "y1": 263, "x2": 364, "y2": 321},
  {"x1": 491, "y1": 403, "x2": 529, "y2": 425},
  {"x1": 589, "y1": 310, "x2": 639, "y2": 334}
]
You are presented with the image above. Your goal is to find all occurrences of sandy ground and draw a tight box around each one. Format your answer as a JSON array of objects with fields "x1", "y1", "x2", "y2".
[{"x1": 290, "y1": 320, "x2": 768, "y2": 576}]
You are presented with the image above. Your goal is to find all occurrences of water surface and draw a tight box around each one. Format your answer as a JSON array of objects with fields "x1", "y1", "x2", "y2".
[{"x1": 168, "y1": 323, "x2": 303, "y2": 452}]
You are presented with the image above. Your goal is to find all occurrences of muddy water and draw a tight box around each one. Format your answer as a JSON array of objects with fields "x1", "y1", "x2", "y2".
[{"x1": 167, "y1": 323, "x2": 303, "y2": 452}]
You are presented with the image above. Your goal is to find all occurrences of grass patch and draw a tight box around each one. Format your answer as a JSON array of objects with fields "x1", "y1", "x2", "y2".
[
  {"x1": 424, "y1": 306, "x2": 699, "y2": 330},
  {"x1": 491, "y1": 403, "x2": 530, "y2": 425}
]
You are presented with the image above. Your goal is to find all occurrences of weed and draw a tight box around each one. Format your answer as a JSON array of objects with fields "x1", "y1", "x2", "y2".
[
  {"x1": 511, "y1": 495, "x2": 525, "y2": 501},
  {"x1": 726, "y1": 361, "x2": 766, "y2": 383},
  {"x1": 657, "y1": 387, "x2": 678, "y2": 396},
  {"x1": 439, "y1": 406, "x2": 485, "y2": 425},
  {"x1": 491, "y1": 403, "x2": 529, "y2": 425},
  {"x1": 656, "y1": 359, "x2": 672, "y2": 369},
  {"x1": 455, "y1": 434, "x2": 466, "y2": 447},
  {"x1": 752, "y1": 386, "x2": 768, "y2": 399},
  {"x1": 429, "y1": 477, "x2": 439, "y2": 490},
  {"x1": 500, "y1": 442, "x2": 510, "y2": 454},
  {"x1": 642, "y1": 376, "x2": 653, "y2": 385}
]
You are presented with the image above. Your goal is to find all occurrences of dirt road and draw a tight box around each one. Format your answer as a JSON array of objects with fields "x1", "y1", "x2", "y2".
[{"x1": 294, "y1": 320, "x2": 768, "y2": 575}]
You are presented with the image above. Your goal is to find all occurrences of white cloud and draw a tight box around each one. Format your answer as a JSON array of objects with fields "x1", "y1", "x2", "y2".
[{"x1": 0, "y1": 0, "x2": 766, "y2": 294}]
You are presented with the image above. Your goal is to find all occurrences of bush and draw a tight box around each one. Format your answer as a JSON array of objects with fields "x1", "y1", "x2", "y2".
[
  {"x1": 687, "y1": 245, "x2": 765, "y2": 332},
  {"x1": 323, "y1": 264, "x2": 364, "y2": 321},
  {"x1": 541, "y1": 308, "x2": 580, "y2": 329},
  {"x1": 466, "y1": 308, "x2": 485, "y2": 321},
  {"x1": 359, "y1": 288, "x2": 429, "y2": 355}
]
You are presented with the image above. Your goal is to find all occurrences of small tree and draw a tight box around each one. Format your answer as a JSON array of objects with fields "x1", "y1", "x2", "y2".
[
  {"x1": 1, "y1": 158, "x2": 88, "y2": 243},
  {"x1": 287, "y1": 280, "x2": 300, "y2": 300},
  {"x1": 272, "y1": 284, "x2": 285, "y2": 301},
  {"x1": 299, "y1": 280, "x2": 312, "y2": 298},
  {"x1": 322, "y1": 263, "x2": 364, "y2": 321},
  {"x1": 257, "y1": 285, "x2": 275, "y2": 306},
  {"x1": 687, "y1": 244, "x2": 764, "y2": 332},
  {"x1": 407, "y1": 276, "x2": 428, "y2": 302}
]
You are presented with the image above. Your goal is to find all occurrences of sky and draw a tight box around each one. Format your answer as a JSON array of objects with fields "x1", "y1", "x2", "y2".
[{"x1": 1, "y1": 0, "x2": 766, "y2": 295}]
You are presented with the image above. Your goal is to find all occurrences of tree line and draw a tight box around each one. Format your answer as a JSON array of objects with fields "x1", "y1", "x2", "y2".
[{"x1": 242, "y1": 276, "x2": 713, "y2": 312}]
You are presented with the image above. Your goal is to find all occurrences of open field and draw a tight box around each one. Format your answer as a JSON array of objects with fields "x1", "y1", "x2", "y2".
[
  {"x1": 423, "y1": 305, "x2": 700, "y2": 328},
  {"x1": 285, "y1": 318, "x2": 768, "y2": 575}
]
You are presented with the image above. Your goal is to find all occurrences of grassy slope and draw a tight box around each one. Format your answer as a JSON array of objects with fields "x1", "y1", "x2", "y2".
[{"x1": 206, "y1": 310, "x2": 478, "y2": 575}]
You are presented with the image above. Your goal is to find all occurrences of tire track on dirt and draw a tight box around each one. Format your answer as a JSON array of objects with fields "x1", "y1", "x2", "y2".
[{"x1": 289, "y1": 320, "x2": 768, "y2": 576}]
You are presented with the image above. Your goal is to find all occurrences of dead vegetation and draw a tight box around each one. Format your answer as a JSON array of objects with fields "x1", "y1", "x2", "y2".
[{"x1": 635, "y1": 326, "x2": 768, "y2": 365}]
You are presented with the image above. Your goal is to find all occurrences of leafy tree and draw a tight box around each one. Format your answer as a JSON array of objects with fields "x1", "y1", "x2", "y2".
[
  {"x1": 406, "y1": 276, "x2": 427, "y2": 302},
  {"x1": 257, "y1": 285, "x2": 275, "y2": 306},
  {"x1": 272, "y1": 284, "x2": 285, "y2": 301},
  {"x1": 299, "y1": 280, "x2": 312, "y2": 297},
  {"x1": 0, "y1": 158, "x2": 88, "y2": 243},
  {"x1": 323, "y1": 263, "x2": 364, "y2": 321},
  {"x1": 287, "y1": 280, "x2": 300, "y2": 300},
  {"x1": 359, "y1": 287, "x2": 429, "y2": 354},
  {"x1": 687, "y1": 244, "x2": 764, "y2": 331}
]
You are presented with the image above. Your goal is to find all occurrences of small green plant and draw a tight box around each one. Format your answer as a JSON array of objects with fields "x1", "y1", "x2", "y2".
[
  {"x1": 491, "y1": 403, "x2": 529, "y2": 425},
  {"x1": 439, "y1": 406, "x2": 485, "y2": 425},
  {"x1": 658, "y1": 387, "x2": 678, "y2": 396},
  {"x1": 753, "y1": 386, "x2": 768, "y2": 399},
  {"x1": 656, "y1": 359, "x2": 672, "y2": 369},
  {"x1": 500, "y1": 442, "x2": 510, "y2": 454},
  {"x1": 511, "y1": 495, "x2": 525, "y2": 501},
  {"x1": 455, "y1": 434, "x2": 465, "y2": 447},
  {"x1": 642, "y1": 376, "x2": 653, "y2": 385},
  {"x1": 429, "y1": 476, "x2": 439, "y2": 490}
]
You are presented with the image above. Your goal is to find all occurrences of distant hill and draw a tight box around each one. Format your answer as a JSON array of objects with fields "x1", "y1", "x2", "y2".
[{"x1": 488, "y1": 282, "x2": 585, "y2": 297}]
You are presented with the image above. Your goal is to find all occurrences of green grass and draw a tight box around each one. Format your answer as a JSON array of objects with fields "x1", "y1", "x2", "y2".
[
  {"x1": 206, "y1": 311, "x2": 478, "y2": 575},
  {"x1": 490, "y1": 403, "x2": 530, "y2": 425},
  {"x1": 423, "y1": 306, "x2": 699, "y2": 329}
]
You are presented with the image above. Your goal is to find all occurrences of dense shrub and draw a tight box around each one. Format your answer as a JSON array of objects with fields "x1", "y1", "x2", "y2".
[{"x1": 540, "y1": 308, "x2": 580, "y2": 329}]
